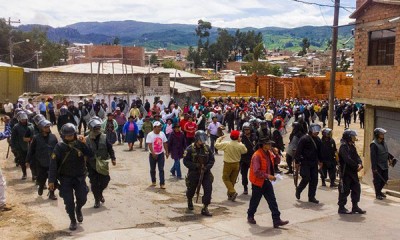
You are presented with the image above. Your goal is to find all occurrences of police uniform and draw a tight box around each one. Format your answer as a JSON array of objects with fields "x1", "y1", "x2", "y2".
[
  {"x1": 85, "y1": 133, "x2": 116, "y2": 207},
  {"x1": 370, "y1": 139, "x2": 389, "y2": 199},
  {"x1": 183, "y1": 143, "x2": 215, "y2": 212},
  {"x1": 27, "y1": 130, "x2": 58, "y2": 197},
  {"x1": 11, "y1": 122, "x2": 34, "y2": 178},
  {"x1": 295, "y1": 133, "x2": 322, "y2": 203},
  {"x1": 338, "y1": 138, "x2": 365, "y2": 214},
  {"x1": 320, "y1": 137, "x2": 337, "y2": 187},
  {"x1": 48, "y1": 139, "x2": 93, "y2": 227}
]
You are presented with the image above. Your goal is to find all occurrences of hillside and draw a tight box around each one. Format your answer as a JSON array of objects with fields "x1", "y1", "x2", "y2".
[{"x1": 18, "y1": 20, "x2": 354, "y2": 50}]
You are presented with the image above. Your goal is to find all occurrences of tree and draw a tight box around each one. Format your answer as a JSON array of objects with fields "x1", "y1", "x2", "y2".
[
  {"x1": 150, "y1": 54, "x2": 158, "y2": 64},
  {"x1": 113, "y1": 37, "x2": 120, "y2": 45},
  {"x1": 253, "y1": 43, "x2": 265, "y2": 61},
  {"x1": 241, "y1": 61, "x2": 281, "y2": 76},
  {"x1": 162, "y1": 59, "x2": 181, "y2": 69},
  {"x1": 298, "y1": 38, "x2": 310, "y2": 56}
]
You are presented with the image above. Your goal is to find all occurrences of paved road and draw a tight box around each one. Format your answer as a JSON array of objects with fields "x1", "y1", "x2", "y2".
[{"x1": 1, "y1": 121, "x2": 400, "y2": 240}]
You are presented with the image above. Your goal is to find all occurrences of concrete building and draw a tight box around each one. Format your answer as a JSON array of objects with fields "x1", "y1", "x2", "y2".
[{"x1": 350, "y1": 0, "x2": 400, "y2": 181}]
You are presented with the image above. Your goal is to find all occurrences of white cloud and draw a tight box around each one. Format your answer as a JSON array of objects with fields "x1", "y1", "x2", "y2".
[{"x1": 2, "y1": 0, "x2": 355, "y2": 28}]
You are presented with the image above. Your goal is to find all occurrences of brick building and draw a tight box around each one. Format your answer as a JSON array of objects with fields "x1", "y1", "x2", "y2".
[
  {"x1": 68, "y1": 45, "x2": 145, "y2": 67},
  {"x1": 350, "y1": 0, "x2": 400, "y2": 180}
]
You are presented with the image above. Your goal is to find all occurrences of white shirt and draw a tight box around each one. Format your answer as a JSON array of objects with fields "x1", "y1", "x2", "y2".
[
  {"x1": 3, "y1": 103, "x2": 13, "y2": 113},
  {"x1": 146, "y1": 131, "x2": 168, "y2": 154}
]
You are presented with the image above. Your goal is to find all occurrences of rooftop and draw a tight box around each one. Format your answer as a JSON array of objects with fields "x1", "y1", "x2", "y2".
[{"x1": 170, "y1": 81, "x2": 200, "y2": 93}]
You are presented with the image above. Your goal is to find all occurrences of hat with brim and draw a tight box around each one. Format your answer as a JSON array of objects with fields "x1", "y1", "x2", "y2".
[{"x1": 257, "y1": 138, "x2": 275, "y2": 146}]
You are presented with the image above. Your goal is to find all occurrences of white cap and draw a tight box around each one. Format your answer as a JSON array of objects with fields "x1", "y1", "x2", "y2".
[{"x1": 153, "y1": 121, "x2": 162, "y2": 127}]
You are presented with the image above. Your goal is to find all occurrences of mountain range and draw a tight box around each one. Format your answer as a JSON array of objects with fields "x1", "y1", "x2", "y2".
[{"x1": 18, "y1": 20, "x2": 354, "y2": 50}]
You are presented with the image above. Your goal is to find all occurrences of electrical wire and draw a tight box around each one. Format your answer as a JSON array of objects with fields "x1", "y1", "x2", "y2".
[{"x1": 290, "y1": 0, "x2": 356, "y2": 9}]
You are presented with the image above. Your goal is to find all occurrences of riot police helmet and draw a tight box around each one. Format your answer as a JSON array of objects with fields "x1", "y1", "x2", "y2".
[
  {"x1": 61, "y1": 123, "x2": 77, "y2": 137},
  {"x1": 309, "y1": 123, "x2": 321, "y2": 133},
  {"x1": 194, "y1": 130, "x2": 208, "y2": 144}
]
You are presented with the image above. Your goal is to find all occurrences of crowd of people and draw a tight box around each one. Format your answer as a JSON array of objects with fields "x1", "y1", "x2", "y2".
[{"x1": 0, "y1": 95, "x2": 396, "y2": 231}]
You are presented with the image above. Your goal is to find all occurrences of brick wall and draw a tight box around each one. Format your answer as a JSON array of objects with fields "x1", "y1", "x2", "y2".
[
  {"x1": 83, "y1": 45, "x2": 145, "y2": 67},
  {"x1": 352, "y1": 3, "x2": 400, "y2": 107},
  {"x1": 36, "y1": 72, "x2": 170, "y2": 96}
]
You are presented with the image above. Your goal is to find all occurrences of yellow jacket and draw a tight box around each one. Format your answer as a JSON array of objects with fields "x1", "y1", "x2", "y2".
[{"x1": 215, "y1": 137, "x2": 248, "y2": 163}]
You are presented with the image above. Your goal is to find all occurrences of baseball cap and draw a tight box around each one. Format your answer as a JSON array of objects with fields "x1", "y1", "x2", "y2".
[
  {"x1": 153, "y1": 121, "x2": 162, "y2": 127},
  {"x1": 230, "y1": 130, "x2": 240, "y2": 140}
]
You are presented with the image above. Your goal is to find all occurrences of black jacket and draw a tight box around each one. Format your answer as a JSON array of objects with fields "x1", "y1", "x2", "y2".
[
  {"x1": 295, "y1": 134, "x2": 322, "y2": 165},
  {"x1": 339, "y1": 141, "x2": 362, "y2": 176}
]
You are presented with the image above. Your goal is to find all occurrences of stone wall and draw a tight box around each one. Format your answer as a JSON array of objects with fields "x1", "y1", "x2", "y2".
[{"x1": 36, "y1": 72, "x2": 170, "y2": 96}]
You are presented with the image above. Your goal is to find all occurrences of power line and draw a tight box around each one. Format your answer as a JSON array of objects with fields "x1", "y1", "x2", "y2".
[{"x1": 290, "y1": 0, "x2": 356, "y2": 9}]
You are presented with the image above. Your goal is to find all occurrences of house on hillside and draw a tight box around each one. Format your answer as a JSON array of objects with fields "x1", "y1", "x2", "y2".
[{"x1": 350, "y1": 0, "x2": 400, "y2": 181}]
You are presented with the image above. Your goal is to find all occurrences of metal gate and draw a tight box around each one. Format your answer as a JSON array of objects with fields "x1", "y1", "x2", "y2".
[{"x1": 375, "y1": 109, "x2": 400, "y2": 179}]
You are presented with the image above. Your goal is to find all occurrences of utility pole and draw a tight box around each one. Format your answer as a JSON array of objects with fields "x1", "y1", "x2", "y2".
[
  {"x1": 328, "y1": 0, "x2": 340, "y2": 129},
  {"x1": 7, "y1": 18, "x2": 21, "y2": 66}
]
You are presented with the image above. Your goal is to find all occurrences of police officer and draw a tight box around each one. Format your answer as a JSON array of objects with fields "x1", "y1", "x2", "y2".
[
  {"x1": 338, "y1": 129, "x2": 366, "y2": 214},
  {"x1": 320, "y1": 128, "x2": 338, "y2": 188},
  {"x1": 85, "y1": 117, "x2": 116, "y2": 208},
  {"x1": 48, "y1": 123, "x2": 93, "y2": 231},
  {"x1": 11, "y1": 111, "x2": 35, "y2": 180},
  {"x1": 26, "y1": 119, "x2": 58, "y2": 199},
  {"x1": 295, "y1": 123, "x2": 322, "y2": 204},
  {"x1": 370, "y1": 128, "x2": 395, "y2": 200},
  {"x1": 257, "y1": 120, "x2": 271, "y2": 140},
  {"x1": 183, "y1": 130, "x2": 215, "y2": 216},
  {"x1": 240, "y1": 122, "x2": 256, "y2": 195}
]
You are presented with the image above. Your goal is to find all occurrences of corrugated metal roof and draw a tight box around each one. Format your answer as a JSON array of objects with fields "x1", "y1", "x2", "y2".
[
  {"x1": 31, "y1": 63, "x2": 160, "y2": 74},
  {"x1": 170, "y1": 81, "x2": 200, "y2": 93},
  {"x1": 30, "y1": 63, "x2": 203, "y2": 79}
]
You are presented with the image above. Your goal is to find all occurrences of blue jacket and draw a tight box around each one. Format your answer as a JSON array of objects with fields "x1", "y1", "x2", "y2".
[
  {"x1": 0, "y1": 124, "x2": 11, "y2": 140},
  {"x1": 122, "y1": 121, "x2": 138, "y2": 135}
]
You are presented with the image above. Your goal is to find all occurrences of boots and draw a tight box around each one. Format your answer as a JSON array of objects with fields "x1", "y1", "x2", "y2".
[
  {"x1": 69, "y1": 214, "x2": 77, "y2": 231},
  {"x1": 38, "y1": 185, "x2": 44, "y2": 196},
  {"x1": 201, "y1": 205, "x2": 212, "y2": 217},
  {"x1": 187, "y1": 198, "x2": 194, "y2": 210},
  {"x1": 94, "y1": 200, "x2": 100, "y2": 208},
  {"x1": 295, "y1": 188, "x2": 301, "y2": 200},
  {"x1": 76, "y1": 207, "x2": 83, "y2": 223},
  {"x1": 243, "y1": 185, "x2": 248, "y2": 195},
  {"x1": 338, "y1": 205, "x2": 351, "y2": 214},
  {"x1": 321, "y1": 179, "x2": 326, "y2": 187},
  {"x1": 330, "y1": 181, "x2": 338, "y2": 188},
  {"x1": 48, "y1": 190, "x2": 57, "y2": 200},
  {"x1": 352, "y1": 203, "x2": 366, "y2": 214}
]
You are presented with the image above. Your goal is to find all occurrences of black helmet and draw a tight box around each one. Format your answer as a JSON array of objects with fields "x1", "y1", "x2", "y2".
[
  {"x1": 342, "y1": 129, "x2": 357, "y2": 141},
  {"x1": 33, "y1": 114, "x2": 46, "y2": 125},
  {"x1": 194, "y1": 130, "x2": 208, "y2": 144},
  {"x1": 274, "y1": 119, "x2": 282, "y2": 128},
  {"x1": 373, "y1": 128, "x2": 387, "y2": 138},
  {"x1": 309, "y1": 123, "x2": 321, "y2": 133},
  {"x1": 61, "y1": 123, "x2": 77, "y2": 137},
  {"x1": 322, "y1": 128, "x2": 333, "y2": 137},
  {"x1": 38, "y1": 119, "x2": 52, "y2": 129}
]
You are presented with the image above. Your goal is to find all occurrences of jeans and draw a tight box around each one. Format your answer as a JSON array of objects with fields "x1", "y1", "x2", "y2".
[
  {"x1": 0, "y1": 166, "x2": 6, "y2": 207},
  {"x1": 210, "y1": 135, "x2": 218, "y2": 154},
  {"x1": 247, "y1": 180, "x2": 281, "y2": 223},
  {"x1": 149, "y1": 153, "x2": 165, "y2": 185},
  {"x1": 170, "y1": 158, "x2": 182, "y2": 178},
  {"x1": 117, "y1": 125, "x2": 124, "y2": 143}
]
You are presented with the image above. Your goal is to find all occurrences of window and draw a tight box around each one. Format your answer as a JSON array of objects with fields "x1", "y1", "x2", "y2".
[
  {"x1": 144, "y1": 76, "x2": 150, "y2": 87},
  {"x1": 368, "y1": 29, "x2": 396, "y2": 66},
  {"x1": 158, "y1": 77, "x2": 163, "y2": 86}
]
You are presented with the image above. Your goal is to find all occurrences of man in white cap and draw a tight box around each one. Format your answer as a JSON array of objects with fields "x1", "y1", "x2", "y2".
[{"x1": 146, "y1": 121, "x2": 168, "y2": 189}]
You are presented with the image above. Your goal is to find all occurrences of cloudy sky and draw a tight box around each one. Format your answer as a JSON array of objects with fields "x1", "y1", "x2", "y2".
[{"x1": 3, "y1": 0, "x2": 356, "y2": 28}]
